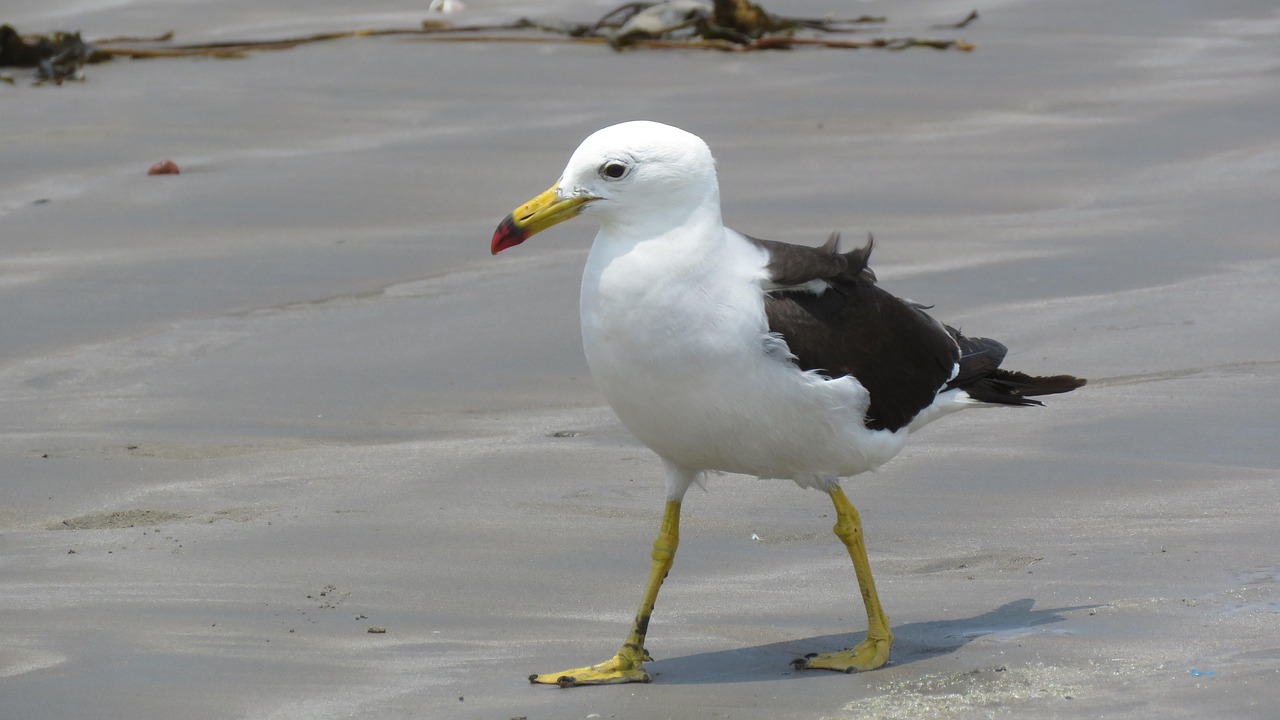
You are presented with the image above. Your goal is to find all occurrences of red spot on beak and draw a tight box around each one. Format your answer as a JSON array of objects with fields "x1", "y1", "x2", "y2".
[{"x1": 491, "y1": 216, "x2": 527, "y2": 255}]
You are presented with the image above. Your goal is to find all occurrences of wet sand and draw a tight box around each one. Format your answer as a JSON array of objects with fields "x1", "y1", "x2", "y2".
[{"x1": 3, "y1": 1, "x2": 1279, "y2": 718}]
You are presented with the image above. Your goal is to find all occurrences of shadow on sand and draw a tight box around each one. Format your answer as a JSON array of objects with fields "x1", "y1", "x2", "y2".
[{"x1": 645, "y1": 598, "x2": 1099, "y2": 685}]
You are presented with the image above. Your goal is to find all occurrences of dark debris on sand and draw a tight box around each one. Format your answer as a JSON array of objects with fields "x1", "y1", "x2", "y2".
[
  {"x1": 2, "y1": 1, "x2": 974, "y2": 86},
  {"x1": 0, "y1": 24, "x2": 111, "y2": 84}
]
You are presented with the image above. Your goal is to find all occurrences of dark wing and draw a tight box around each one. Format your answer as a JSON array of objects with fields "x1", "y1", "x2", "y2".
[
  {"x1": 752, "y1": 234, "x2": 960, "y2": 432},
  {"x1": 947, "y1": 329, "x2": 1085, "y2": 404},
  {"x1": 751, "y1": 234, "x2": 1086, "y2": 432}
]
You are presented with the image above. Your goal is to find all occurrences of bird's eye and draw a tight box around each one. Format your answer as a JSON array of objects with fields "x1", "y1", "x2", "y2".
[{"x1": 600, "y1": 161, "x2": 629, "y2": 180}]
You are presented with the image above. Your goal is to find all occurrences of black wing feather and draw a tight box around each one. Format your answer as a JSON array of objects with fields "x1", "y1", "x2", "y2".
[
  {"x1": 945, "y1": 328, "x2": 1084, "y2": 404},
  {"x1": 750, "y1": 233, "x2": 1085, "y2": 431}
]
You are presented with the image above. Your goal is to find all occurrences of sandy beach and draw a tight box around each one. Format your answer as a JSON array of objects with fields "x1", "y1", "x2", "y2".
[{"x1": 3, "y1": 1, "x2": 1279, "y2": 718}]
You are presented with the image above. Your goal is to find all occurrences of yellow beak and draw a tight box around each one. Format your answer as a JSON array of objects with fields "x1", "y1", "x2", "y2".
[{"x1": 491, "y1": 185, "x2": 598, "y2": 254}]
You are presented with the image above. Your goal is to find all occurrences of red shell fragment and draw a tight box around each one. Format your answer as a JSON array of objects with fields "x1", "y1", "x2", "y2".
[{"x1": 147, "y1": 160, "x2": 180, "y2": 175}]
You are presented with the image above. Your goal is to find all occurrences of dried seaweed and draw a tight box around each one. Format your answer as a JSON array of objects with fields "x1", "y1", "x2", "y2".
[
  {"x1": 933, "y1": 10, "x2": 980, "y2": 30},
  {"x1": 2, "y1": 2, "x2": 974, "y2": 85},
  {"x1": 1, "y1": 24, "x2": 111, "y2": 84}
]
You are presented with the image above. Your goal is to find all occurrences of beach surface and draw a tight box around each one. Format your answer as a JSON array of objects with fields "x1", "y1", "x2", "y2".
[{"x1": 3, "y1": 1, "x2": 1279, "y2": 718}]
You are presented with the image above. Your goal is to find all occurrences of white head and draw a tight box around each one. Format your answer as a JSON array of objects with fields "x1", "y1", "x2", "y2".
[{"x1": 492, "y1": 121, "x2": 721, "y2": 253}]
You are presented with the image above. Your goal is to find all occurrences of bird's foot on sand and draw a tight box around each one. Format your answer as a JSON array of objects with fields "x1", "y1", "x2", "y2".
[
  {"x1": 792, "y1": 635, "x2": 891, "y2": 673},
  {"x1": 529, "y1": 645, "x2": 652, "y2": 687}
]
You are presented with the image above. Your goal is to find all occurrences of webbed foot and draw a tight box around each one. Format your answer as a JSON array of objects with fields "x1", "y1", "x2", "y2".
[
  {"x1": 792, "y1": 634, "x2": 891, "y2": 673},
  {"x1": 529, "y1": 645, "x2": 652, "y2": 687}
]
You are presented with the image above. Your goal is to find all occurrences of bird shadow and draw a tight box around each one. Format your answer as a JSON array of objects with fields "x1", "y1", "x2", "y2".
[{"x1": 645, "y1": 598, "x2": 1099, "y2": 685}]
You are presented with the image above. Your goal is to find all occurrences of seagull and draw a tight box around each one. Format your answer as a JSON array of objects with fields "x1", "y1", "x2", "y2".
[{"x1": 491, "y1": 120, "x2": 1084, "y2": 687}]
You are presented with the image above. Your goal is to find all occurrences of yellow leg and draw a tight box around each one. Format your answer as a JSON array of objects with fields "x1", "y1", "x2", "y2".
[
  {"x1": 530, "y1": 499, "x2": 681, "y2": 687},
  {"x1": 794, "y1": 485, "x2": 893, "y2": 673}
]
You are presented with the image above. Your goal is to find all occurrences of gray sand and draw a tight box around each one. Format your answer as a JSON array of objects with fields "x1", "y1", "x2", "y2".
[{"x1": 3, "y1": 1, "x2": 1279, "y2": 718}]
